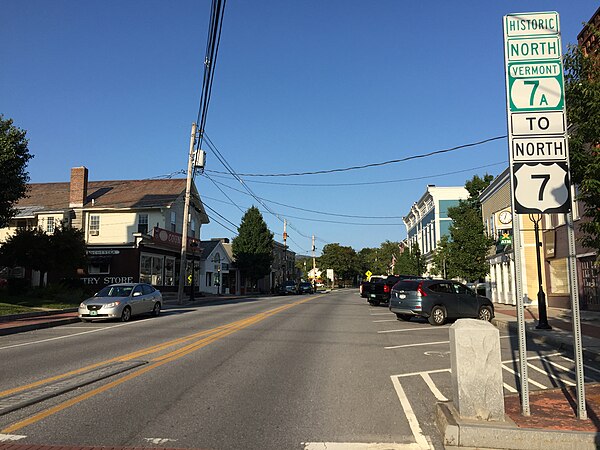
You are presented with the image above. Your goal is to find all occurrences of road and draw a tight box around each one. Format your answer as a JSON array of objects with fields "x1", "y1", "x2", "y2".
[{"x1": 1, "y1": 290, "x2": 598, "y2": 449}]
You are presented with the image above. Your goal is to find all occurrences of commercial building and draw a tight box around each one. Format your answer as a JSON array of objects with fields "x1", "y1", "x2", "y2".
[{"x1": 403, "y1": 185, "x2": 469, "y2": 275}]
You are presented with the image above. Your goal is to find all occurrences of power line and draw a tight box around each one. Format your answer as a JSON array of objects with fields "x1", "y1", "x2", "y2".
[
  {"x1": 204, "y1": 135, "x2": 507, "y2": 177},
  {"x1": 206, "y1": 213, "x2": 237, "y2": 235},
  {"x1": 202, "y1": 174, "x2": 405, "y2": 219},
  {"x1": 204, "y1": 161, "x2": 507, "y2": 187},
  {"x1": 203, "y1": 201, "x2": 239, "y2": 229}
]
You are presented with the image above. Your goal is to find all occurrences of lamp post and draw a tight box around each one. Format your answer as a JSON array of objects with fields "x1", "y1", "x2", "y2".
[
  {"x1": 528, "y1": 214, "x2": 552, "y2": 330},
  {"x1": 190, "y1": 241, "x2": 198, "y2": 302}
]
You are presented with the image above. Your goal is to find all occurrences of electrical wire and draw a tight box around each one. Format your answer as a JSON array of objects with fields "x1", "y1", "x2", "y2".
[{"x1": 204, "y1": 135, "x2": 507, "y2": 177}]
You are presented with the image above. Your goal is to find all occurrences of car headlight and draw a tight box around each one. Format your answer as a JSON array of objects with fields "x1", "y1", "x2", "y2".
[
  {"x1": 79, "y1": 302, "x2": 87, "y2": 308},
  {"x1": 103, "y1": 301, "x2": 121, "y2": 308}
]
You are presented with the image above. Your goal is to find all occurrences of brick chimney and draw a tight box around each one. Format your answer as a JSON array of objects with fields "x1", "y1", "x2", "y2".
[{"x1": 69, "y1": 166, "x2": 88, "y2": 208}]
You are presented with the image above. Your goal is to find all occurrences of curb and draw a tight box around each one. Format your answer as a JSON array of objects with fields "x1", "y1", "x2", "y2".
[
  {"x1": 0, "y1": 308, "x2": 78, "y2": 323},
  {"x1": 436, "y1": 401, "x2": 598, "y2": 449},
  {"x1": 0, "y1": 317, "x2": 81, "y2": 336}
]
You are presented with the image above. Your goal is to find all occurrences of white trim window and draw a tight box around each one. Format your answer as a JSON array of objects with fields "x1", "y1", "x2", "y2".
[
  {"x1": 138, "y1": 213, "x2": 149, "y2": 234},
  {"x1": 89, "y1": 215, "x2": 100, "y2": 236},
  {"x1": 170, "y1": 211, "x2": 176, "y2": 232},
  {"x1": 46, "y1": 217, "x2": 55, "y2": 234}
]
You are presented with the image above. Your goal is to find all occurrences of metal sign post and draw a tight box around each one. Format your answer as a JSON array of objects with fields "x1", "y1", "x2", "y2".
[{"x1": 503, "y1": 11, "x2": 586, "y2": 419}]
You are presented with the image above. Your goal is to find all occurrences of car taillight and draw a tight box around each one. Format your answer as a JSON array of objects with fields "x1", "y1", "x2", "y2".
[
  {"x1": 416, "y1": 282, "x2": 427, "y2": 297},
  {"x1": 384, "y1": 284, "x2": 391, "y2": 293}
]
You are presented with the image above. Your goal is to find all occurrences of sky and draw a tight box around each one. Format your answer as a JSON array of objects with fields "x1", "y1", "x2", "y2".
[{"x1": 2, "y1": 1, "x2": 598, "y2": 256}]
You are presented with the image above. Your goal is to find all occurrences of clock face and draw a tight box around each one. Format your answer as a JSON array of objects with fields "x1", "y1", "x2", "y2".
[{"x1": 499, "y1": 211, "x2": 512, "y2": 225}]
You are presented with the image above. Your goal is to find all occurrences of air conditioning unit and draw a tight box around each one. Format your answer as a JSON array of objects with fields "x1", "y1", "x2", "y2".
[{"x1": 90, "y1": 230, "x2": 99, "y2": 236}]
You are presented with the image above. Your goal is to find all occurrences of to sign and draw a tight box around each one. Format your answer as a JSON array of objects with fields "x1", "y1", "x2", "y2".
[{"x1": 503, "y1": 11, "x2": 571, "y2": 214}]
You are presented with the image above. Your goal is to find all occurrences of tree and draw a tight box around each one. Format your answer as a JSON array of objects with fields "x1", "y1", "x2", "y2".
[
  {"x1": 232, "y1": 206, "x2": 274, "y2": 286},
  {"x1": 564, "y1": 39, "x2": 600, "y2": 256},
  {"x1": 0, "y1": 223, "x2": 86, "y2": 285},
  {"x1": 430, "y1": 235, "x2": 454, "y2": 278},
  {"x1": 0, "y1": 115, "x2": 34, "y2": 227},
  {"x1": 318, "y1": 243, "x2": 359, "y2": 283},
  {"x1": 444, "y1": 174, "x2": 495, "y2": 282},
  {"x1": 395, "y1": 242, "x2": 424, "y2": 276},
  {"x1": 357, "y1": 240, "x2": 403, "y2": 276}
]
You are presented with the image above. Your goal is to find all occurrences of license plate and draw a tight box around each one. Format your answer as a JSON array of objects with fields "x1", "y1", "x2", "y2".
[
  {"x1": 90, "y1": 311, "x2": 97, "y2": 316},
  {"x1": 399, "y1": 294, "x2": 406, "y2": 299},
  {"x1": 370, "y1": 294, "x2": 376, "y2": 298}
]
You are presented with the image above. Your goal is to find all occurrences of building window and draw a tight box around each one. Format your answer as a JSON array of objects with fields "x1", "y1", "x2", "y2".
[
  {"x1": 548, "y1": 258, "x2": 569, "y2": 294},
  {"x1": 90, "y1": 215, "x2": 100, "y2": 235},
  {"x1": 88, "y1": 262, "x2": 110, "y2": 274},
  {"x1": 46, "y1": 217, "x2": 55, "y2": 234},
  {"x1": 140, "y1": 254, "x2": 164, "y2": 285},
  {"x1": 138, "y1": 214, "x2": 149, "y2": 234},
  {"x1": 206, "y1": 271, "x2": 213, "y2": 287},
  {"x1": 164, "y1": 257, "x2": 175, "y2": 286},
  {"x1": 170, "y1": 211, "x2": 176, "y2": 232},
  {"x1": 190, "y1": 219, "x2": 196, "y2": 238}
]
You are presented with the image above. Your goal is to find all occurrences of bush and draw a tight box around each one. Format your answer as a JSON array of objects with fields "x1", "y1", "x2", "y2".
[{"x1": 7, "y1": 278, "x2": 29, "y2": 295}]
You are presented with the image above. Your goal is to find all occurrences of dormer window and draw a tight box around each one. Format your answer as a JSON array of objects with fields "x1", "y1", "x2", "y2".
[{"x1": 138, "y1": 213, "x2": 149, "y2": 234}]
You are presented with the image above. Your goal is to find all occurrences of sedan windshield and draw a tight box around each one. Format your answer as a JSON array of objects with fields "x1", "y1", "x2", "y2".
[{"x1": 95, "y1": 286, "x2": 133, "y2": 297}]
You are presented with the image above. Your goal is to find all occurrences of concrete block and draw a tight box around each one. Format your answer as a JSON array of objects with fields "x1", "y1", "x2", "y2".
[{"x1": 450, "y1": 318, "x2": 504, "y2": 421}]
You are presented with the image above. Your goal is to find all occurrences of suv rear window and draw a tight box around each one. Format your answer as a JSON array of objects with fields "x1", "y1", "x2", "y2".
[{"x1": 393, "y1": 280, "x2": 421, "y2": 291}]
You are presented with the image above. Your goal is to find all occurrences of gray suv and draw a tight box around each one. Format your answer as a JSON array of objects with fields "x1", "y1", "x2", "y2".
[{"x1": 389, "y1": 279, "x2": 494, "y2": 326}]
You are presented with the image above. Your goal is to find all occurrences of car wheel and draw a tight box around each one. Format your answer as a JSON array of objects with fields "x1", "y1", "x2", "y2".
[
  {"x1": 369, "y1": 300, "x2": 380, "y2": 306},
  {"x1": 478, "y1": 305, "x2": 493, "y2": 322},
  {"x1": 120, "y1": 306, "x2": 132, "y2": 322},
  {"x1": 151, "y1": 302, "x2": 161, "y2": 317},
  {"x1": 396, "y1": 314, "x2": 412, "y2": 321},
  {"x1": 428, "y1": 305, "x2": 447, "y2": 326}
]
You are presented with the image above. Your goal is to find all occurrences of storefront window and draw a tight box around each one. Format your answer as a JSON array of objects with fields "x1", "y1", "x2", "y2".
[
  {"x1": 549, "y1": 258, "x2": 569, "y2": 294},
  {"x1": 140, "y1": 254, "x2": 164, "y2": 286},
  {"x1": 165, "y1": 257, "x2": 175, "y2": 286}
]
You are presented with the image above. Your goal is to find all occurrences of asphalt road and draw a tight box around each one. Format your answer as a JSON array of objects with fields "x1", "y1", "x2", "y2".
[{"x1": 1, "y1": 289, "x2": 599, "y2": 449}]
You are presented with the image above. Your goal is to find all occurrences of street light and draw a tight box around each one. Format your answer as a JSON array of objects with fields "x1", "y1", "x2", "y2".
[
  {"x1": 190, "y1": 241, "x2": 199, "y2": 302},
  {"x1": 528, "y1": 214, "x2": 552, "y2": 330}
]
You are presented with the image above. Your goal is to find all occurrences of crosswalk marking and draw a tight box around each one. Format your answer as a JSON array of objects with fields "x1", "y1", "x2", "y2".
[{"x1": 501, "y1": 363, "x2": 548, "y2": 389}]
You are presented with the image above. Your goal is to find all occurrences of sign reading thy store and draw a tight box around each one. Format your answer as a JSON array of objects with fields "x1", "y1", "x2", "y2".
[{"x1": 503, "y1": 11, "x2": 572, "y2": 214}]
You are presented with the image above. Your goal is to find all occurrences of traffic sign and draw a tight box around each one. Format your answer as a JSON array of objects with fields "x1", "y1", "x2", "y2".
[
  {"x1": 513, "y1": 162, "x2": 570, "y2": 213},
  {"x1": 365, "y1": 270, "x2": 372, "y2": 280},
  {"x1": 503, "y1": 11, "x2": 571, "y2": 214}
]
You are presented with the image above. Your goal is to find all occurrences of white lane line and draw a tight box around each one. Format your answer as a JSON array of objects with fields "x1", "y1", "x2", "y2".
[
  {"x1": 527, "y1": 362, "x2": 576, "y2": 386},
  {"x1": 378, "y1": 327, "x2": 448, "y2": 334},
  {"x1": 370, "y1": 313, "x2": 393, "y2": 316},
  {"x1": 502, "y1": 364, "x2": 548, "y2": 389},
  {"x1": 0, "y1": 320, "x2": 147, "y2": 351},
  {"x1": 503, "y1": 383, "x2": 518, "y2": 393},
  {"x1": 385, "y1": 341, "x2": 448, "y2": 350},
  {"x1": 420, "y1": 373, "x2": 448, "y2": 402},
  {"x1": 373, "y1": 319, "x2": 398, "y2": 323},
  {"x1": 0, "y1": 434, "x2": 26, "y2": 442}
]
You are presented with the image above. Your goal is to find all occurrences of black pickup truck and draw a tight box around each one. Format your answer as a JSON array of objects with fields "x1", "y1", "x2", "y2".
[
  {"x1": 359, "y1": 276, "x2": 386, "y2": 298},
  {"x1": 365, "y1": 274, "x2": 423, "y2": 306}
]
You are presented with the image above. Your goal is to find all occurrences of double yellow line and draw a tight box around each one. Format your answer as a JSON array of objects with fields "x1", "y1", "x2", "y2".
[{"x1": 1, "y1": 295, "x2": 316, "y2": 433}]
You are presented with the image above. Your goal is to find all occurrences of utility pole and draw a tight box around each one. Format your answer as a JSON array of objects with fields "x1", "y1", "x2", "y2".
[
  {"x1": 312, "y1": 235, "x2": 316, "y2": 291},
  {"x1": 283, "y1": 220, "x2": 288, "y2": 281},
  {"x1": 177, "y1": 123, "x2": 197, "y2": 304}
]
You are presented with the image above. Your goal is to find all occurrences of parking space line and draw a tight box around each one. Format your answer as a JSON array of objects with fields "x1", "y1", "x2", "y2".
[
  {"x1": 370, "y1": 313, "x2": 392, "y2": 316},
  {"x1": 539, "y1": 357, "x2": 595, "y2": 382},
  {"x1": 385, "y1": 341, "x2": 448, "y2": 350},
  {"x1": 395, "y1": 368, "x2": 451, "y2": 378},
  {"x1": 373, "y1": 319, "x2": 397, "y2": 323},
  {"x1": 527, "y1": 362, "x2": 575, "y2": 386},
  {"x1": 420, "y1": 373, "x2": 447, "y2": 402},
  {"x1": 390, "y1": 376, "x2": 432, "y2": 449},
  {"x1": 378, "y1": 327, "x2": 448, "y2": 334},
  {"x1": 501, "y1": 364, "x2": 548, "y2": 389},
  {"x1": 503, "y1": 383, "x2": 518, "y2": 393},
  {"x1": 560, "y1": 355, "x2": 600, "y2": 376}
]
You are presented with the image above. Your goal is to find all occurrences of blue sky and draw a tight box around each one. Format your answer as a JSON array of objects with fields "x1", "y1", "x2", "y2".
[{"x1": 2, "y1": 1, "x2": 597, "y2": 255}]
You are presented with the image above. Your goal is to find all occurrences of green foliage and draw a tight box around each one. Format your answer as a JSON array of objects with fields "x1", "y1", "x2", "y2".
[
  {"x1": 318, "y1": 243, "x2": 359, "y2": 282},
  {"x1": 430, "y1": 235, "x2": 454, "y2": 278},
  {"x1": 295, "y1": 256, "x2": 312, "y2": 280},
  {"x1": 0, "y1": 115, "x2": 33, "y2": 227},
  {"x1": 232, "y1": 206, "x2": 274, "y2": 283},
  {"x1": 394, "y1": 242, "x2": 424, "y2": 277},
  {"x1": 357, "y1": 240, "x2": 403, "y2": 275},
  {"x1": 0, "y1": 223, "x2": 88, "y2": 283},
  {"x1": 465, "y1": 174, "x2": 494, "y2": 203},
  {"x1": 564, "y1": 41, "x2": 600, "y2": 255}
]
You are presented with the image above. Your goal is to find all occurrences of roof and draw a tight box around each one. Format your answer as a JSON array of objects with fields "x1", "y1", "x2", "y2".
[
  {"x1": 197, "y1": 240, "x2": 221, "y2": 261},
  {"x1": 16, "y1": 178, "x2": 190, "y2": 211}
]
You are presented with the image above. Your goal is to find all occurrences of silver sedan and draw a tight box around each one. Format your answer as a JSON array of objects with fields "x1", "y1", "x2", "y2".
[{"x1": 78, "y1": 283, "x2": 162, "y2": 322}]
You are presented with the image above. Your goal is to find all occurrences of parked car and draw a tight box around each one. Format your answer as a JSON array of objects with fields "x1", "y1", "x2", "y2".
[
  {"x1": 78, "y1": 283, "x2": 162, "y2": 322},
  {"x1": 389, "y1": 279, "x2": 494, "y2": 326},
  {"x1": 365, "y1": 274, "x2": 422, "y2": 306},
  {"x1": 278, "y1": 280, "x2": 298, "y2": 295},
  {"x1": 298, "y1": 281, "x2": 314, "y2": 294},
  {"x1": 359, "y1": 275, "x2": 386, "y2": 298}
]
